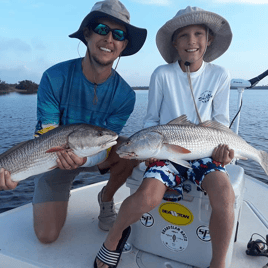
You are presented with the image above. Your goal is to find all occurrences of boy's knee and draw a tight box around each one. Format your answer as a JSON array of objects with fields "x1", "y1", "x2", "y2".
[
  {"x1": 204, "y1": 172, "x2": 235, "y2": 209},
  {"x1": 135, "y1": 188, "x2": 163, "y2": 212}
]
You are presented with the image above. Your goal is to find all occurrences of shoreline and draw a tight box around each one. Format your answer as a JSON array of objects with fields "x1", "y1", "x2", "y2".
[
  {"x1": 0, "y1": 86, "x2": 38, "y2": 94},
  {"x1": 1, "y1": 86, "x2": 268, "y2": 94}
]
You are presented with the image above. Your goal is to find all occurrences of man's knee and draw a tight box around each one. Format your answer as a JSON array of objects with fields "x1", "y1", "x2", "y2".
[
  {"x1": 33, "y1": 201, "x2": 68, "y2": 244},
  {"x1": 34, "y1": 227, "x2": 61, "y2": 244}
]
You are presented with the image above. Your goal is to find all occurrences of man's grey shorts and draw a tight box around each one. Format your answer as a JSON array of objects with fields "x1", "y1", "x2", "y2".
[{"x1": 32, "y1": 166, "x2": 99, "y2": 204}]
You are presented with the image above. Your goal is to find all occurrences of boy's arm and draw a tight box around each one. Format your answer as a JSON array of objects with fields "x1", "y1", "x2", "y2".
[
  {"x1": 143, "y1": 71, "x2": 163, "y2": 128},
  {"x1": 212, "y1": 71, "x2": 231, "y2": 126}
]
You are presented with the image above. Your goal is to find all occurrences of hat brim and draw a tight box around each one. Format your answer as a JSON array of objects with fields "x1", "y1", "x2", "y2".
[
  {"x1": 156, "y1": 10, "x2": 232, "y2": 63},
  {"x1": 69, "y1": 11, "x2": 147, "y2": 57}
]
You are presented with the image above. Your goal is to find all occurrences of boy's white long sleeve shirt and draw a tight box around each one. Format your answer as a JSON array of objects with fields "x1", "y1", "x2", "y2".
[{"x1": 143, "y1": 61, "x2": 231, "y2": 128}]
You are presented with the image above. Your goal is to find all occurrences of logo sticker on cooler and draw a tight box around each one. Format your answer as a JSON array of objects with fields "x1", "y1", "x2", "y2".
[
  {"x1": 161, "y1": 225, "x2": 188, "y2": 252},
  {"x1": 140, "y1": 212, "x2": 154, "y2": 227},
  {"x1": 196, "y1": 226, "x2": 211, "y2": 242},
  {"x1": 159, "y1": 203, "x2": 194, "y2": 225}
]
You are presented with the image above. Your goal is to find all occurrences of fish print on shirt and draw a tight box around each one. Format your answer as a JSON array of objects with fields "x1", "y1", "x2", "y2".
[{"x1": 198, "y1": 91, "x2": 213, "y2": 103}]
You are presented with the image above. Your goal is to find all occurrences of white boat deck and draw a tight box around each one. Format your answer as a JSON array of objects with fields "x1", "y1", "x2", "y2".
[{"x1": 0, "y1": 175, "x2": 268, "y2": 268}]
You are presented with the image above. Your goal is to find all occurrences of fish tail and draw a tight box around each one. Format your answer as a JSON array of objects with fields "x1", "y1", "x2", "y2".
[{"x1": 259, "y1": 150, "x2": 268, "y2": 176}]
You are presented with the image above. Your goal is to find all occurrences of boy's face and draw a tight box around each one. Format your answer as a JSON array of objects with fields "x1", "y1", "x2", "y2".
[{"x1": 172, "y1": 24, "x2": 213, "y2": 71}]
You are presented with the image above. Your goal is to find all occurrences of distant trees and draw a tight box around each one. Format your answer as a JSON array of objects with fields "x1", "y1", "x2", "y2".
[
  {"x1": 16, "y1": 80, "x2": 38, "y2": 92},
  {"x1": 0, "y1": 79, "x2": 9, "y2": 91},
  {"x1": 0, "y1": 79, "x2": 39, "y2": 92}
]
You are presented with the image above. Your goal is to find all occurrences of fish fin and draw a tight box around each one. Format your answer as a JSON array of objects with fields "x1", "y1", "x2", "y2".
[
  {"x1": 167, "y1": 115, "x2": 235, "y2": 136},
  {"x1": 169, "y1": 159, "x2": 192, "y2": 169},
  {"x1": 167, "y1": 115, "x2": 195, "y2": 126},
  {"x1": 234, "y1": 154, "x2": 248, "y2": 160},
  {"x1": 163, "y1": 143, "x2": 191, "y2": 154},
  {"x1": 49, "y1": 165, "x2": 58, "y2": 170},
  {"x1": 46, "y1": 146, "x2": 67, "y2": 153},
  {"x1": 199, "y1": 120, "x2": 235, "y2": 134}
]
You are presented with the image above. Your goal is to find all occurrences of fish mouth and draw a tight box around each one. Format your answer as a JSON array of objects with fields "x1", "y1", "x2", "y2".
[
  {"x1": 117, "y1": 152, "x2": 137, "y2": 159},
  {"x1": 101, "y1": 136, "x2": 118, "y2": 149}
]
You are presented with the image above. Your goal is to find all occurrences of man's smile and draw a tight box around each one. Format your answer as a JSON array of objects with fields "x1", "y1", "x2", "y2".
[{"x1": 100, "y1": 47, "x2": 112, "y2": 53}]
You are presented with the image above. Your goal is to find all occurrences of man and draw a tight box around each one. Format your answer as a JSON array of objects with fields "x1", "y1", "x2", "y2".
[{"x1": 0, "y1": 0, "x2": 146, "y2": 244}]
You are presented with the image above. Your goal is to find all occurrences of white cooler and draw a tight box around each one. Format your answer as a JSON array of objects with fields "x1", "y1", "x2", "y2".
[{"x1": 126, "y1": 163, "x2": 245, "y2": 268}]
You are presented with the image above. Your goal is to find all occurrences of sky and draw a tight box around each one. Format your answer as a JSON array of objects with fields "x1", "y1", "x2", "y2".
[{"x1": 1, "y1": 0, "x2": 268, "y2": 87}]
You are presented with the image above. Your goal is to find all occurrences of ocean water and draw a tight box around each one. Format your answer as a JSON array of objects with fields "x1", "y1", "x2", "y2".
[{"x1": 0, "y1": 90, "x2": 267, "y2": 213}]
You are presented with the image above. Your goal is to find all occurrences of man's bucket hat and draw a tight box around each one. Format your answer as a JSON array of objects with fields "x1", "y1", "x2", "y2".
[
  {"x1": 156, "y1": 6, "x2": 232, "y2": 63},
  {"x1": 69, "y1": 0, "x2": 147, "y2": 57}
]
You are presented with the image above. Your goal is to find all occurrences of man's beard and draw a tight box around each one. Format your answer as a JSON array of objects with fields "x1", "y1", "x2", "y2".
[{"x1": 87, "y1": 47, "x2": 114, "y2": 67}]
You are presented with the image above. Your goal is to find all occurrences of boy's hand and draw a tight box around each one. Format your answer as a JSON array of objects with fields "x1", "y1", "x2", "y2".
[
  {"x1": 212, "y1": 144, "x2": 234, "y2": 167},
  {"x1": 0, "y1": 168, "x2": 18, "y2": 191},
  {"x1": 145, "y1": 158, "x2": 159, "y2": 166},
  {"x1": 56, "y1": 150, "x2": 87, "y2": 170}
]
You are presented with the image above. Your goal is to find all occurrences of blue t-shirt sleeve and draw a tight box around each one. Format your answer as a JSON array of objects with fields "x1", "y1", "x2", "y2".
[
  {"x1": 106, "y1": 90, "x2": 135, "y2": 134},
  {"x1": 35, "y1": 72, "x2": 61, "y2": 132}
]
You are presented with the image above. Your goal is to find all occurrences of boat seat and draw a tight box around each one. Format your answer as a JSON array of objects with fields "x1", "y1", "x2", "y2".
[{"x1": 126, "y1": 163, "x2": 245, "y2": 268}]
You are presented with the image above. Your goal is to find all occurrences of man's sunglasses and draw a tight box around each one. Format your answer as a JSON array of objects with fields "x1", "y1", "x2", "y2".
[{"x1": 91, "y1": 23, "x2": 127, "y2": 41}]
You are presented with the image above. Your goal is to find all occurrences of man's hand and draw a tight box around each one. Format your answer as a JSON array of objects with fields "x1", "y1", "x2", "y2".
[
  {"x1": 0, "y1": 168, "x2": 18, "y2": 191},
  {"x1": 56, "y1": 150, "x2": 87, "y2": 170},
  {"x1": 212, "y1": 144, "x2": 234, "y2": 167}
]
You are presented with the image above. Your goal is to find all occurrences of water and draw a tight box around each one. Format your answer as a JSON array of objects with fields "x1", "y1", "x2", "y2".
[{"x1": 0, "y1": 90, "x2": 268, "y2": 213}]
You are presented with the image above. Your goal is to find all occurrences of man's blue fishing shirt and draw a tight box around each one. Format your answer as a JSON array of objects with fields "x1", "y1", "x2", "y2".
[{"x1": 35, "y1": 58, "x2": 135, "y2": 136}]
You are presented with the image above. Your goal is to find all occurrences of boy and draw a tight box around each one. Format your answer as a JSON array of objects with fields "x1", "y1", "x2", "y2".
[{"x1": 95, "y1": 6, "x2": 234, "y2": 268}]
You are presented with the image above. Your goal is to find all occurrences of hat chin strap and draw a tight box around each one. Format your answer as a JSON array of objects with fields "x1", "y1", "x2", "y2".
[
  {"x1": 113, "y1": 55, "x2": 121, "y2": 71},
  {"x1": 183, "y1": 29, "x2": 210, "y2": 124}
]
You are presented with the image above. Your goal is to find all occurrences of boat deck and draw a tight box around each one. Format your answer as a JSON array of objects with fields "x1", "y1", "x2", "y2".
[{"x1": 0, "y1": 175, "x2": 268, "y2": 268}]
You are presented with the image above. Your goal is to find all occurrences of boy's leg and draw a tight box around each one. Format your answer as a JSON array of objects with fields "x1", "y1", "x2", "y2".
[
  {"x1": 97, "y1": 136, "x2": 139, "y2": 230},
  {"x1": 202, "y1": 171, "x2": 235, "y2": 268},
  {"x1": 95, "y1": 177, "x2": 167, "y2": 268},
  {"x1": 32, "y1": 169, "x2": 79, "y2": 244}
]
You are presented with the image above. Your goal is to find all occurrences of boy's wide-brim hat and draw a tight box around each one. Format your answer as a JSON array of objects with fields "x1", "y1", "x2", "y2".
[
  {"x1": 69, "y1": 0, "x2": 147, "y2": 57},
  {"x1": 156, "y1": 6, "x2": 232, "y2": 63}
]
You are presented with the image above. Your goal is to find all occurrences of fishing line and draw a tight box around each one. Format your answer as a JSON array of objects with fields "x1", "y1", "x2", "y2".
[
  {"x1": 229, "y1": 98, "x2": 243, "y2": 129},
  {"x1": 229, "y1": 69, "x2": 268, "y2": 128}
]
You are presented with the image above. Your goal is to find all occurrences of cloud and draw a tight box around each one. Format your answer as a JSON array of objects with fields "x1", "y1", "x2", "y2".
[
  {"x1": 0, "y1": 65, "x2": 41, "y2": 84},
  {"x1": 132, "y1": 0, "x2": 172, "y2": 6},
  {"x1": 31, "y1": 38, "x2": 46, "y2": 50},
  {"x1": 0, "y1": 37, "x2": 32, "y2": 53},
  {"x1": 18, "y1": 0, "x2": 44, "y2": 8},
  {"x1": 213, "y1": 0, "x2": 268, "y2": 4},
  {"x1": 0, "y1": 57, "x2": 51, "y2": 84}
]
